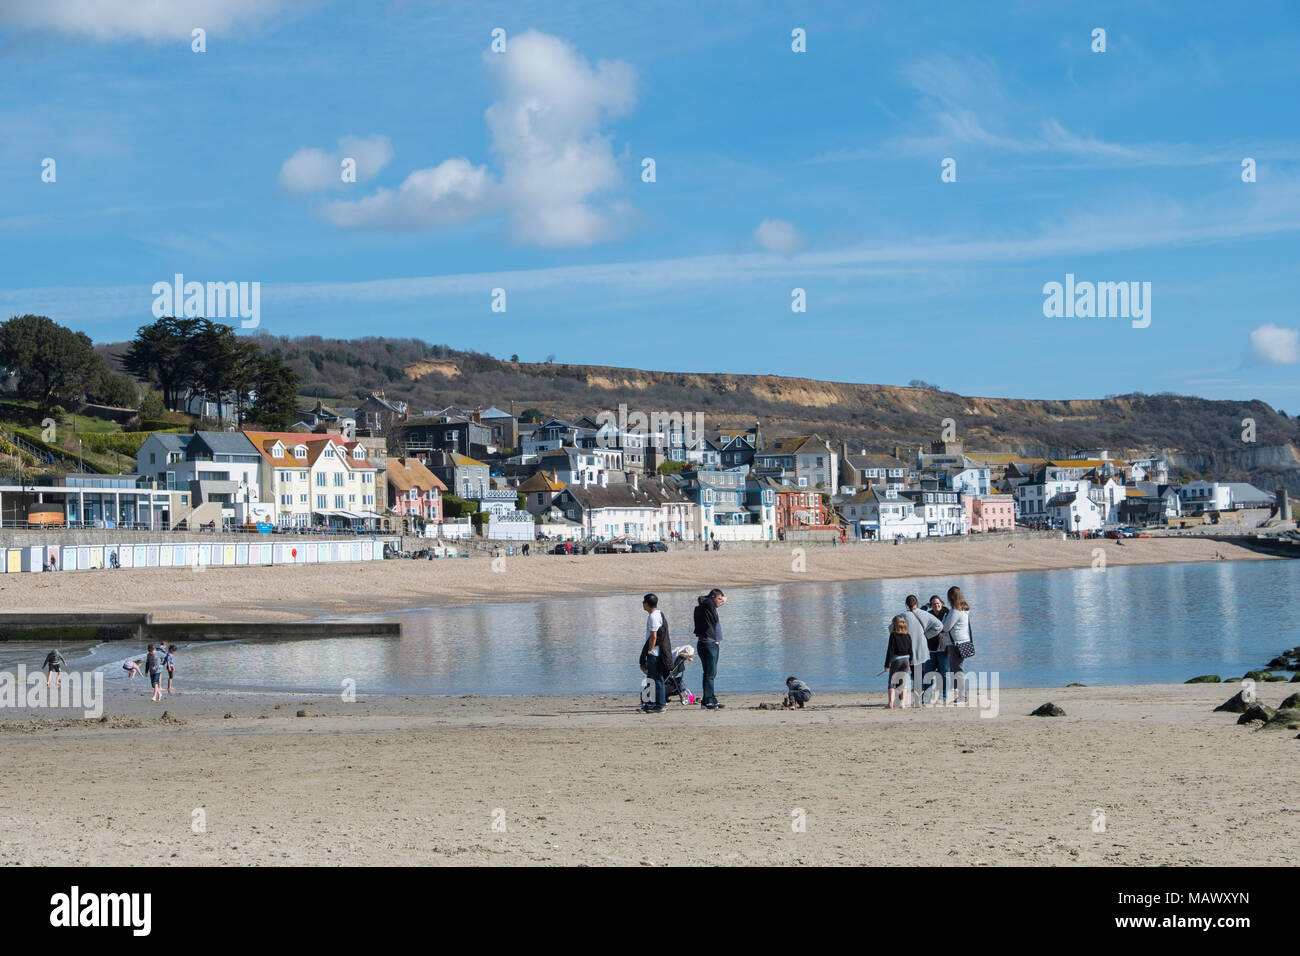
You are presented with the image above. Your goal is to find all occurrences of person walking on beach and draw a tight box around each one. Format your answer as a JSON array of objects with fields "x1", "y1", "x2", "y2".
[
  {"x1": 164, "y1": 645, "x2": 176, "y2": 694},
  {"x1": 42, "y1": 649, "x2": 66, "y2": 689},
  {"x1": 693, "y1": 588, "x2": 726, "y2": 709},
  {"x1": 639, "y1": 593, "x2": 671, "y2": 713},
  {"x1": 145, "y1": 644, "x2": 163, "y2": 702},
  {"x1": 939, "y1": 586, "x2": 974, "y2": 704},
  {"x1": 902, "y1": 596, "x2": 943, "y2": 706},
  {"x1": 884, "y1": 616, "x2": 913, "y2": 709}
]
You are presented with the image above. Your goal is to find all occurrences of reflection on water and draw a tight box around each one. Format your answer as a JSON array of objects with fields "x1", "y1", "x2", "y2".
[{"x1": 59, "y1": 560, "x2": 1300, "y2": 696}]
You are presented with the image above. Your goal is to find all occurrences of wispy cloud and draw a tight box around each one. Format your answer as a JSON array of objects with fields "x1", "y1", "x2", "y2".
[
  {"x1": 0, "y1": 0, "x2": 304, "y2": 41},
  {"x1": 807, "y1": 53, "x2": 1300, "y2": 169}
]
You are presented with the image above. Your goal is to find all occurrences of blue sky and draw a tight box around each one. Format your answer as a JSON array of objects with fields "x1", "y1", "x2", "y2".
[{"x1": 1, "y1": 0, "x2": 1298, "y2": 410}]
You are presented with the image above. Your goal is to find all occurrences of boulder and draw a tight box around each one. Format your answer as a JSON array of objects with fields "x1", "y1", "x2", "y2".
[
  {"x1": 1262, "y1": 708, "x2": 1300, "y2": 731},
  {"x1": 1269, "y1": 657, "x2": 1289, "y2": 668},
  {"x1": 1030, "y1": 702, "x2": 1066, "y2": 717},
  {"x1": 1280, "y1": 693, "x2": 1300, "y2": 711},
  {"x1": 1292, "y1": 674, "x2": 1300, "y2": 683},
  {"x1": 1243, "y1": 670, "x2": 1273, "y2": 681},
  {"x1": 296, "y1": 709, "x2": 309, "y2": 717},
  {"x1": 1214, "y1": 690, "x2": 1256, "y2": 713},
  {"x1": 1067, "y1": 682, "x2": 1087, "y2": 687},
  {"x1": 1185, "y1": 675, "x2": 1221, "y2": 684},
  {"x1": 1236, "y1": 704, "x2": 1276, "y2": 725}
]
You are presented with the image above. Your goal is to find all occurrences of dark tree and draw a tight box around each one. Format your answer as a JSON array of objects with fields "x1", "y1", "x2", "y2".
[
  {"x1": 121, "y1": 317, "x2": 203, "y2": 411},
  {"x1": 247, "y1": 351, "x2": 301, "y2": 430},
  {"x1": 0, "y1": 314, "x2": 102, "y2": 414}
]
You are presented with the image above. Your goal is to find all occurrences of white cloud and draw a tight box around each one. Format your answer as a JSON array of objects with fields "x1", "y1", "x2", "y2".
[
  {"x1": 278, "y1": 135, "x2": 393, "y2": 194},
  {"x1": 322, "y1": 30, "x2": 636, "y2": 246},
  {"x1": 754, "y1": 219, "x2": 805, "y2": 255},
  {"x1": 321, "y1": 158, "x2": 497, "y2": 230},
  {"x1": 0, "y1": 0, "x2": 293, "y2": 41},
  {"x1": 1249, "y1": 324, "x2": 1300, "y2": 365}
]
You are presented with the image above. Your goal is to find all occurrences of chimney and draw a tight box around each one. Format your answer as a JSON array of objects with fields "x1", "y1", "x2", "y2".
[{"x1": 629, "y1": 470, "x2": 638, "y2": 491}]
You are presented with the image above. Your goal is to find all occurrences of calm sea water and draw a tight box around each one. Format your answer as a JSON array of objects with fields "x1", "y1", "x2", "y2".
[{"x1": 32, "y1": 559, "x2": 1299, "y2": 696}]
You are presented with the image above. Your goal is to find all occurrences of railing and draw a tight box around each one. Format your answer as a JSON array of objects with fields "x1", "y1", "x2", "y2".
[{"x1": 4, "y1": 432, "x2": 54, "y2": 464}]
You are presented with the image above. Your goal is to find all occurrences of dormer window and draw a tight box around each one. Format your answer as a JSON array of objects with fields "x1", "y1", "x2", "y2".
[
  {"x1": 293, "y1": 445, "x2": 307, "y2": 460},
  {"x1": 271, "y1": 443, "x2": 284, "y2": 459},
  {"x1": 323, "y1": 447, "x2": 335, "y2": 458},
  {"x1": 353, "y1": 447, "x2": 365, "y2": 459}
]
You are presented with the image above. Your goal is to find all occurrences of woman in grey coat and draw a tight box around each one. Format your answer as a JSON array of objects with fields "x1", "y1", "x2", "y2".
[
  {"x1": 939, "y1": 586, "x2": 974, "y2": 704},
  {"x1": 902, "y1": 596, "x2": 943, "y2": 706}
]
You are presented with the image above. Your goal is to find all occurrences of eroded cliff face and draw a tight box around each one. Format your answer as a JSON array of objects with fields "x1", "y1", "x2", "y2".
[{"x1": 405, "y1": 358, "x2": 1300, "y2": 462}]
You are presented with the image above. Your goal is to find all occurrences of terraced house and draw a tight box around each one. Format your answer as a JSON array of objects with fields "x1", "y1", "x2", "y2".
[{"x1": 243, "y1": 430, "x2": 379, "y2": 530}]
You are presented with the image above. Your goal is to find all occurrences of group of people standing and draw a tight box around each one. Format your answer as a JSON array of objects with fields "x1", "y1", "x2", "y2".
[
  {"x1": 638, "y1": 584, "x2": 975, "y2": 712},
  {"x1": 639, "y1": 587, "x2": 726, "y2": 712},
  {"x1": 889, "y1": 586, "x2": 975, "y2": 707}
]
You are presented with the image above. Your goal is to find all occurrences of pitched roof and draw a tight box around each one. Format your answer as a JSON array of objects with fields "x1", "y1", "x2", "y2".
[
  {"x1": 242, "y1": 430, "x2": 376, "y2": 470},
  {"x1": 192, "y1": 431, "x2": 257, "y2": 455},
  {"x1": 562, "y1": 477, "x2": 688, "y2": 510},
  {"x1": 145, "y1": 432, "x2": 191, "y2": 452},
  {"x1": 385, "y1": 457, "x2": 447, "y2": 494},
  {"x1": 480, "y1": 406, "x2": 512, "y2": 419},
  {"x1": 449, "y1": 452, "x2": 487, "y2": 467},
  {"x1": 519, "y1": 471, "x2": 565, "y2": 493}
]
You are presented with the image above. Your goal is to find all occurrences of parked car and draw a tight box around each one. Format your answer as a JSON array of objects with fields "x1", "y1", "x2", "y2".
[
  {"x1": 647, "y1": 541, "x2": 668, "y2": 552},
  {"x1": 630, "y1": 542, "x2": 652, "y2": 553},
  {"x1": 549, "y1": 542, "x2": 587, "y2": 555},
  {"x1": 594, "y1": 540, "x2": 632, "y2": 554},
  {"x1": 1104, "y1": 530, "x2": 1123, "y2": 539}
]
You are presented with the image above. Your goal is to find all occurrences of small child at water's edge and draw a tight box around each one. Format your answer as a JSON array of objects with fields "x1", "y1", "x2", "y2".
[
  {"x1": 784, "y1": 676, "x2": 812, "y2": 708},
  {"x1": 885, "y1": 616, "x2": 912, "y2": 709}
]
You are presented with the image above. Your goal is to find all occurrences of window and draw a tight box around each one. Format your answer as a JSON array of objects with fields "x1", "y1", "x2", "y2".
[
  {"x1": 334, "y1": 495, "x2": 344, "y2": 509},
  {"x1": 149, "y1": 453, "x2": 156, "y2": 464},
  {"x1": 316, "y1": 473, "x2": 327, "y2": 487},
  {"x1": 316, "y1": 495, "x2": 327, "y2": 509},
  {"x1": 272, "y1": 445, "x2": 284, "y2": 459},
  {"x1": 294, "y1": 446, "x2": 307, "y2": 460},
  {"x1": 323, "y1": 447, "x2": 335, "y2": 458},
  {"x1": 333, "y1": 473, "x2": 344, "y2": 487},
  {"x1": 298, "y1": 494, "x2": 307, "y2": 503},
  {"x1": 299, "y1": 471, "x2": 307, "y2": 480}
]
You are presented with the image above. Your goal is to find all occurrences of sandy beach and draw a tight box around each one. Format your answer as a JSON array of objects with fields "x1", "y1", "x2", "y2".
[
  {"x1": 2, "y1": 534, "x2": 1294, "y2": 867},
  {"x1": 2, "y1": 682, "x2": 1297, "y2": 866},
  {"x1": 0, "y1": 534, "x2": 1275, "y2": 622}
]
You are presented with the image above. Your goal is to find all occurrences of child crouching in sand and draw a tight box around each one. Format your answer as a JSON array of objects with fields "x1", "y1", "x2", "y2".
[
  {"x1": 784, "y1": 676, "x2": 812, "y2": 708},
  {"x1": 123, "y1": 659, "x2": 142, "y2": 678},
  {"x1": 885, "y1": 615, "x2": 912, "y2": 709}
]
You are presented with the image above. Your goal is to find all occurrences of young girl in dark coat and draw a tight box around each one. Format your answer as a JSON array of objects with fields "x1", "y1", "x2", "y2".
[{"x1": 885, "y1": 615, "x2": 913, "y2": 709}]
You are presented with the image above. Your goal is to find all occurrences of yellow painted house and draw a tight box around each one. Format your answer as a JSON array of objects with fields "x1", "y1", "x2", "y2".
[{"x1": 243, "y1": 431, "x2": 379, "y2": 529}]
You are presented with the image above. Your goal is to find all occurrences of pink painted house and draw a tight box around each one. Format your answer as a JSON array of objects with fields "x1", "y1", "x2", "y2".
[
  {"x1": 966, "y1": 493, "x2": 1016, "y2": 533},
  {"x1": 386, "y1": 457, "x2": 447, "y2": 531}
]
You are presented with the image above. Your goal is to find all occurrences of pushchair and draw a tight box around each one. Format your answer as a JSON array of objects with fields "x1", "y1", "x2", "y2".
[{"x1": 640, "y1": 646, "x2": 697, "y2": 707}]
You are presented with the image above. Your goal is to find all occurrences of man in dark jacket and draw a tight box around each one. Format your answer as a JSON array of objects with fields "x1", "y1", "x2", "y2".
[{"x1": 693, "y1": 588, "x2": 727, "y2": 709}]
